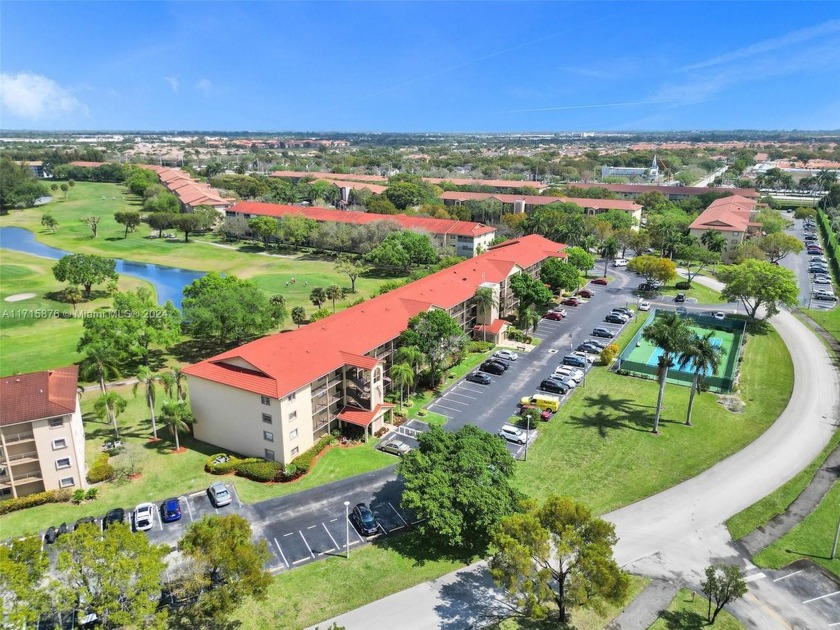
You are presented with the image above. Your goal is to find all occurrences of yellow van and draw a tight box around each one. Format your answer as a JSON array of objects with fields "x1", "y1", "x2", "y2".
[{"x1": 519, "y1": 394, "x2": 560, "y2": 413}]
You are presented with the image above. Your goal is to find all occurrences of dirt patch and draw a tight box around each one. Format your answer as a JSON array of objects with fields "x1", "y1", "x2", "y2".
[
  {"x1": 4, "y1": 292, "x2": 36, "y2": 302},
  {"x1": 718, "y1": 395, "x2": 745, "y2": 413}
]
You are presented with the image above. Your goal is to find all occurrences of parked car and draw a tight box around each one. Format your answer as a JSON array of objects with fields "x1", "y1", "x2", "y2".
[
  {"x1": 605, "y1": 313, "x2": 628, "y2": 324},
  {"x1": 133, "y1": 502, "x2": 155, "y2": 531},
  {"x1": 562, "y1": 354, "x2": 587, "y2": 368},
  {"x1": 808, "y1": 247, "x2": 824, "y2": 254},
  {"x1": 519, "y1": 405, "x2": 552, "y2": 422},
  {"x1": 487, "y1": 357, "x2": 510, "y2": 370},
  {"x1": 378, "y1": 439, "x2": 412, "y2": 457},
  {"x1": 548, "y1": 374, "x2": 577, "y2": 390},
  {"x1": 161, "y1": 498, "x2": 182, "y2": 523},
  {"x1": 612, "y1": 307, "x2": 634, "y2": 317},
  {"x1": 809, "y1": 266, "x2": 829, "y2": 274},
  {"x1": 713, "y1": 312, "x2": 726, "y2": 321},
  {"x1": 576, "y1": 342, "x2": 602, "y2": 354},
  {"x1": 571, "y1": 351, "x2": 595, "y2": 364},
  {"x1": 675, "y1": 293, "x2": 686, "y2": 303},
  {"x1": 44, "y1": 526, "x2": 57, "y2": 544},
  {"x1": 544, "y1": 310, "x2": 564, "y2": 321},
  {"x1": 638, "y1": 300, "x2": 652, "y2": 311},
  {"x1": 539, "y1": 378, "x2": 569, "y2": 394},
  {"x1": 813, "y1": 276, "x2": 832, "y2": 285},
  {"x1": 590, "y1": 277, "x2": 609, "y2": 285},
  {"x1": 813, "y1": 290, "x2": 837, "y2": 301},
  {"x1": 493, "y1": 350, "x2": 518, "y2": 361},
  {"x1": 350, "y1": 503, "x2": 381, "y2": 536},
  {"x1": 561, "y1": 297, "x2": 582, "y2": 306},
  {"x1": 612, "y1": 258, "x2": 628, "y2": 267},
  {"x1": 591, "y1": 326, "x2": 615, "y2": 338},
  {"x1": 576, "y1": 289, "x2": 594, "y2": 298},
  {"x1": 550, "y1": 306, "x2": 568, "y2": 316},
  {"x1": 810, "y1": 256, "x2": 827, "y2": 263},
  {"x1": 479, "y1": 361, "x2": 505, "y2": 376},
  {"x1": 553, "y1": 366, "x2": 584, "y2": 382},
  {"x1": 498, "y1": 424, "x2": 527, "y2": 444},
  {"x1": 638, "y1": 282, "x2": 661, "y2": 292},
  {"x1": 74, "y1": 516, "x2": 96, "y2": 531},
  {"x1": 102, "y1": 508, "x2": 125, "y2": 530},
  {"x1": 583, "y1": 339, "x2": 608, "y2": 350},
  {"x1": 466, "y1": 371, "x2": 492, "y2": 385},
  {"x1": 208, "y1": 482, "x2": 232, "y2": 507}
]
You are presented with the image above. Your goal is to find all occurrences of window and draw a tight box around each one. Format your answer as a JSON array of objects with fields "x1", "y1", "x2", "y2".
[
  {"x1": 265, "y1": 449, "x2": 275, "y2": 461},
  {"x1": 287, "y1": 392, "x2": 296, "y2": 402},
  {"x1": 289, "y1": 428, "x2": 298, "y2": 440},
  {"x1": 59, "y1": 477, "x2": 75, "y2": 488},
  {"x1": 288, "y1": 410, "x2": 297, "y2": 421},
  {"x1": 262, "y1": 413, "x2": 272, "y2": 424},
  {"x1": 52, "y1": 438, "x2": 68, "y2": 450},
  {"x1": 55, "y1": 457, "x2": 71, "y2": 470},
  {"x1": 261, "y1": 396, "x2": 271, "y2": 406},
  {"x1": 290, "y1": 446, "x2": 299, "y2": 457},
  {"x1": 263, "y1": 431, "x2": 274, "y2": 442},
  {"x1": 48, "y1": 418, "x2": 64, "y2": 428}
]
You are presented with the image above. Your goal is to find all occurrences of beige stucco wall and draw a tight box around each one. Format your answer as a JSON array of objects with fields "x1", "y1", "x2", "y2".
[{"x1": 31, "y1": 406, "x2": 87, "y2": 493}]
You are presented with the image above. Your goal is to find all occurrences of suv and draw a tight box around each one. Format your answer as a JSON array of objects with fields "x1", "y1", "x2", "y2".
[
  {"x1": 479, "y1": 361, "x2": 505, "y2": 376},
  {"x1": 576, "y1": 342, "x2": 602, "y2": 354},
  {"x1": 813, "y1": 290, "x2": 837, "y2": 301},
  {"x1": 539, "y1": 379, "x2": 568, "y2": 394},
  {"x1": 493, "y1": 350, "x2": 518, "y2": 362},
  {"x1": 591, "y1": 326, "x2": 614, "y2": 338},
  {"x1": 554, "y1": 366, "x2": 583, "y2": 382},
  {"x1": 605, "y1": 313, "x2": 628, "y2": 324},
  {"x1": 498, "y1": 424, "x2": 527, "y2": 444},
  {"x1": 350, "y1": 503, "x2": 381, "y2": 537},
  {"x1": 102, "y1": 508, "x2": 125, "y2": 530},
  {"x1": 562, "y1": 354, "x2": 587, "y2": 368}
]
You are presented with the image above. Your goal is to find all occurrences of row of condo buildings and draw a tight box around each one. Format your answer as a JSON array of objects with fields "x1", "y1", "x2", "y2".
[{"x1": 688, "y1": 194, "x2": 762, "y2": 261}]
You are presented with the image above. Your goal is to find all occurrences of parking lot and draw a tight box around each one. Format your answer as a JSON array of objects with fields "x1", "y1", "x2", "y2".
[{"x1": 783, "y1": 217, "x2": 837, "y2": 311}]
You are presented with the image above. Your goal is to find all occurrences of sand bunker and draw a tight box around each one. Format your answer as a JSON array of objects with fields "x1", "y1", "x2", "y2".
[{"x1": 4, "y1": 293, "x2": 36, "y2": 302}]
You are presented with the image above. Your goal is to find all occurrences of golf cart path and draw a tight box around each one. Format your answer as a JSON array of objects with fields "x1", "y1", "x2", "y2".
[{"x1": 315, "y1": 276, "x2": 839, "y2": 630}]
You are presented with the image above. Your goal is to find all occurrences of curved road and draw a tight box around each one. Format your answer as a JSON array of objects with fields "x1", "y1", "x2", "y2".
[{"x1": 319, "y1": 277, "x2": 839, "y2": 630}]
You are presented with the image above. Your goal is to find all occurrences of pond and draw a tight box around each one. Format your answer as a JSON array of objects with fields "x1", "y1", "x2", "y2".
[{"x1": 0, "y1": 226, "x2": 204, "y2": 309}]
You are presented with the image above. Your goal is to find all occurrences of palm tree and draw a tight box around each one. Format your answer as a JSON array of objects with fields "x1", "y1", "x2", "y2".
[
  {"x1": 641, "y1": 312, "x2": 693, "y2": 434},
  {"x1": 170, "y1": 366, "x2": 187, "y2": 402},
  {"x1": 79, "y1": 343, "x2": 122, "y2": 429},
  {"x1": 600, "y1": 237, "x2": 620, "y2": 277},
  {"x1": 677, "y1": 332, "x2": 723, "y2": 426},
  {"x1": 160, "y1": 400, "x2": 192, "y2": 451},
  {"x1": 133, "y1": 367, "x2": 160, "y2": 440},
  {"x1": 516, "y1": 305, "x2": 540, "y2": 336},
  {"x1": 325, "y1": 284, "x2": 343, "y2": 313},
  {"x1": 94, "y1": 392, "x2": 127, "y2": 438},
  {"x1": 700, "y1": 229, "x2": 727, "y2": 254},
  {"x1": 473, "y1": 287, "x2": 497, "y2": 342},
  {"x1": 395, "y1": 346, "x2": 424, "y2": 394},
  {"x1": 390, "y1": 362, "x2": 415, "y2": 411},
  {"x1": 158, "y1": 371, "x2": 176, "y2": 399}
]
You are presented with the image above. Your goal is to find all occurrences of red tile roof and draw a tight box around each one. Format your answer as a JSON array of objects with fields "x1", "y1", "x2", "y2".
[
  {"x1": 0, "y1": 366, "x2": 79, "y2": 427},
  {"x1": 183, "y1": 235, "x2": 566, "y2": 398},
  {"x1": 230, "y1": 201, "x2": 496, "y2": 238},
  {"x1": 438, "y1": 191, "x2": 641, "y2": 212},
  {"x1": 68, "y1": 161, "x2": 106, "y2": 167},
  {"x1": 325, "y1": 179, "x2": 388, "y2": 195},
  {"x1": 689, "y1": 195, "x2": 757, "y2": 232},
  {"x1": 337, "y1": 403, "x2": 393, "y2": 428},
  {"x1": 474, "y1": 318, "x2": 510, "y2": 334}
]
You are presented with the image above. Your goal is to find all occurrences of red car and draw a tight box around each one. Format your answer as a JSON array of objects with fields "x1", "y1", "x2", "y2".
[
  {"x1": 561, "y1": 297, "x2": 581, "y2": 306},
  {"x1": 590, "y1": 277, "x2": 609, "y2": 285},
  {"x1": 576, "y1": 289, "x2": 594, "y2": 298},
  {"x1": 519, "y1": 404, "x2": 553, "y2": 421},
  {"x1": 544, "y1": 310, "x2": 564, "y2": 321}
]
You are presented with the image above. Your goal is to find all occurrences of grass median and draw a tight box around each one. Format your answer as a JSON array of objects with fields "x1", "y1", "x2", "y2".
[{"x1": 648, "y1": 588, "x2": 745, "y2": 630}]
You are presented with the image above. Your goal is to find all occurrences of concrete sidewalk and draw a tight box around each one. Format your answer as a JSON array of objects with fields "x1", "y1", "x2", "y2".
[{"x1": 606, "y1": 579, "x2": 678, "y2": 630}]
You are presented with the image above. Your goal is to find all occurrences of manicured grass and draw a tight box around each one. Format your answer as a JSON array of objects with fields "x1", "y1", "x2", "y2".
[
  {"x1": 804, "y1": 307, "x2": 840, "y2": 344},
  {"x1": 513, "y1": 327, "x2": 793, "y2": 514},
  {"x1": 233, "y1": 533, "x2": 473, "y2": 630},
  {"x1": 0, "y1": 385, "x2": 393, "y2": 540},
  {"x1": 648, "y1": 588, "x2": 745, "y2": 630},
  {"x1": 752, "y1": 482, "x2": 840, "y2": 578},
  {"x1": 488, "y1": 574, "x2": 650, "y2": 630},
  {"x1": 0, "y1": 250, "x2": 152, "y2": 376},
  {"x1": 658, "y1": 275, "x2": 724, "y2": 307},
  {"x1": 727, "y1": 429, "x2": 840, "y2": 540}
]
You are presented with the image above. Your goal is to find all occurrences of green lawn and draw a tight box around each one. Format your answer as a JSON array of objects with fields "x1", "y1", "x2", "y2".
[
  {"x1": 727, "y1": 429, "x2": 840, "y2": 540},
  {"x1": 659, "y1": 275, "x2": 723, "y2": 307},
  {"x1": 648, "y1": 588, "x2": 745, "y2": 630},
  {"x1": 804, "y1": 307, "x2": 840, "y2": 344},
  {"x1": 752, "y1": 481, "x2": 840, "y2": 578},
  {"x1": 513, "y1": 327, "x2": 793, "y2": 514},
  {"x1": 0, "y1": 250, "x2": 153, "y2": 375}
]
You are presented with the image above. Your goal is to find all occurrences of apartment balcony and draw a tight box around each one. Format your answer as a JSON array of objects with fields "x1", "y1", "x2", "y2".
[
  {"x1": 2, "y1": 451, "x2": 39, "y2": 466},
  {"x1": 12, "y1": 471, "x2": 43, "y2": 485},
  {"x1": 345, "y1": 387, "x2": 371, "y2": 410},
  {"x1": 2, "y1": 431, "x2": 35, "y2": 445}
]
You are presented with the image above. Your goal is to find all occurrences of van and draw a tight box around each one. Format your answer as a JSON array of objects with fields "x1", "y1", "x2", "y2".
[
  {"x1": 612, "y1": 258, "x2": 628, "y2": 267},
  {"x1": 519, "y1": 394, "x2": 560, "y2": 413}
]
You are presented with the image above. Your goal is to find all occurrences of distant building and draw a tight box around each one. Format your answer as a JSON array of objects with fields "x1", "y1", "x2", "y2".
[
  {"x1": 0, "y1": 367, "x2": 86, "y2": 499},
  {"x1": 566, "y1": 183, "x2": 759, "y2": 202},
  {"x1": 600, "y1": 155, "x2": 659, "y2": 181},
  {"x1": 688, "y1": 195, "x2": 762, "y2": 261},
  {"x1": 15, "y1": 160, "x2": 48, "y2": 178}
]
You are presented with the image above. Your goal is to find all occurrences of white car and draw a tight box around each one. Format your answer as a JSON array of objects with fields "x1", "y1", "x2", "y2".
[
  {"x1": 553, "y1": 366, "x2": 583, "y2": 383},
  {"x1": 133, "y1": 503, "x2": 155, "y2": 532},
  {"x1": 571, "y1": 351, "x2": 595, "y2": 364},
  {"x1": 493, "y1": 350, "x2": 518, "y2": 362},
  {"x1": 813, "y1": 276, "x2": 832, "y2": 285},
  {"x1": 550, "y1": 306, "x2": 568, "y2": 317},
  {"x1": 638, "y1": 300, "x2": 651, "y2": 311},
  {"x1": 713, "y1": 312, "x2": 726, "y2": 321},
  {"x1": 612, "y1": 258, "x2": 628, "y2": 267}
]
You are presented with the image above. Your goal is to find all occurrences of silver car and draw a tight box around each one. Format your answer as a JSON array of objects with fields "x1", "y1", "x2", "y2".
[
  {"x1": 208, "y1": 482, "x2": 232, "y2": 507},
  {"x1": 378, "y1": 439, "x2": 412, "y2": 457}
]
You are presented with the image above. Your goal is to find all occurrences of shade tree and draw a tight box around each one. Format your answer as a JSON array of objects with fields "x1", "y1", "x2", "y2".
[
  {"x1": 718, "y1": 259, "x2": 799, "y2": 320},
  {"x1": 53, "y1": 253, "x2": 118, "y2": 298}
]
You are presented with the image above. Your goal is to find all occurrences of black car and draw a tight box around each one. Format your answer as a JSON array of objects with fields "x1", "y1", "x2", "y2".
[
  {"x1": 576, "y1": 342, "x2": 602, "y2": 354},
  {"x1": 465, "y1": 371, "x2": 492, "y2": 385},
  {"x1": 675, "y1": 293, "x2": 686, "y2": 303},
  {"x1": 539, "y1": 379, "x2": 569, "y2": 394},
  {"x1": 809, "y1": 266, "x2": 829, "y2": 274},
  {"x1": 489, "y1": 357, "x2": 511, "y2": 370},
  {"x1": 562, "y1": 354, "x2": 587, "y2": 368},
  {"x1": 103, "y1": 508, "x2": 125, "y2": 530},
  {"x1": 591, "y1": 327, "x2": 614, "y2": 338},
  {"x1": 605, "y1": 313, "x2": 627, "y2": 324},
  {"x1": 479, "y1": 361, "x2": 505, "y2": 376},
  {"x1": 351, "y1": 503, "x2": 380, "y2": 537},
  {"x1": 612, "y1": 307, "x2": 634, "y2": 318},
  {"x1": 583, "y1": 339, "x2": 608, "y2": 350},
  {"x1": 74, "y1": 516, "x2": 96, "y2": 531},
  {"x1": 44, "y1": 526, "x2": 57, "y2": 544}
]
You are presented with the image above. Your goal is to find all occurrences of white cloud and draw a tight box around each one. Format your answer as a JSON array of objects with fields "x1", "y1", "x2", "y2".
[
  {"x1": 165, "y1": 76, "x2": 179, "y2": 92},
  {"x1": 0, "y1": 72, "x2": 88, "y2": 121},
  {"x1": 195, "y1": 78, "x2": 212, "y2": 95}
]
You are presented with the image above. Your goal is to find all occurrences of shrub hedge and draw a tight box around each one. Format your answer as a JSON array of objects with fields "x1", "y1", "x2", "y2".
[
  {"x1": 236, "y1": 460, "x2": 283, "y2": 483},
  {"x1": 86, "y1": 464, "x2": 115, "y2": 484},
  {"x1": 290, "y1": 434, "x2": 333, "y2": 474},
  {"x1": 0, "y1": 488, "x2": 73, "y2": 515},
  {"x1": 675, "y1": 281, "x2": 691, "y2": 290},
  {"x1": 467, "y1": 340, "x2": 494, "y2": 353}
]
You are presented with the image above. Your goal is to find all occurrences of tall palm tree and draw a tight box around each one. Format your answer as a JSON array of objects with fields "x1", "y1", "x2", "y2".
[
  {"x1": 79, "y1": 343, "x2": 122, "y2": 429},
  {"x1": 395, "y1": 346, "x2": 424, "y2": 394},
  {"x1": 677, "y1": 332, "x2": 723, "y2": 426},
  {"x1": 516, "y1": 305, "x2": 540, "y2": 336},
  {"x1": 94, "y1": 392, "x2": 127, "y2": 439},
  {"x1": 170, "y1": 366, "x2": 187, "y2": 402},
  {"x1": 600, "y1": 237, "x2": 620, "y2": 277},
  {"x1": 160, "y1": 400, "x2": 192, "y2": 451},
  {"x1": 473, "y1": 287, "x2": 497, "y2": 342},
  {"x1": 700, "y1": 229, "x2": 727, "y2": 254},
  {"x1": 641, "y1": 312, "x2": 693, "y2": 434},
  {"x1": 325, "y1": 285, "x2": 343, "y2": 313},
  {"x1": 133, "y1": 367, "x2": 160, "y2": 440},
  {"x1": 390, "y1": 362, "x2": 415, "y2": 411}
]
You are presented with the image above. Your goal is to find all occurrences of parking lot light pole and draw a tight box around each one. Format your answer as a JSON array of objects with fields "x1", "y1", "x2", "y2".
[
  {"x1": 344, "y1": 501, "x2": 351, "y2": 559},
  {"x1": 524, "y1": 414, "x2": 530, "y2": 461}
]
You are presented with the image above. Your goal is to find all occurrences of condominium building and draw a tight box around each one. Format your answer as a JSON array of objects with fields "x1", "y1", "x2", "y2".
[
  {"x1": 0, "y1": 366, "x2": 86, "y2": 499},
  {"x1": 688, "y1": 195, "x2": 762, "y2": 261},
  {"x1": 183, "y1": 235, "x2": 566, "y2": 464}
]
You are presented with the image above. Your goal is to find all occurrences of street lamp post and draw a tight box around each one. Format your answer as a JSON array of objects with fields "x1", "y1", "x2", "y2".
[
  {"x1": 524, "y1": 413, "x2": 530, "y2": 462},
  {"x1": 344, "y1": 501, "x2": 351, "y2": 559}
]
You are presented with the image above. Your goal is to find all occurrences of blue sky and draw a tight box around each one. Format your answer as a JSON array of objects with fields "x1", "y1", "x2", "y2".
[{"x1": 2, "y1": 2, "x2": 839, "y2": 132}]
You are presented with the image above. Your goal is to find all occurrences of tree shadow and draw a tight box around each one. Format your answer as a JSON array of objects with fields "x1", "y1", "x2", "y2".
[
  {"x1": 656, "y1": 608, "x2": 708, "y2": 629},
  {"x1": 361, "y1": 267, "x2": 409, "y2": 280},
  {"x1": 745, "y1": 319, "x2": 771, "y2": 335},
  {"x1": 170, "y1": 337, "x2": 233, "y2": 364},
  {"x1": 783, "y1": 548, "x2": 834, "y2": 561},
  {"x1": 432, "y1": 565, "x2": 520, "y2": 630},
  {"x1": 565, "y1": 393, "x2": 657, "y2": 436}
]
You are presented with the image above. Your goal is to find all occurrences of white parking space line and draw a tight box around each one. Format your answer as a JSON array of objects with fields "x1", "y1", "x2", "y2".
[
  {"x1": 299, "y1": 530, "x2": 315, "y2": 559},
  {"x1": 802, "y1": 590, "x2": 840, "y2": 604},
  {"x1": 322, "y1": 522, "x2": 340, "y2": 550},
  {"x1": 273, "y1": 537, "x2": 290, "y2": 568},
  {"x1": 180, "y1": 496, "x2": 194, "y2": 522},
  {"x1": 388, "y1": 503, "x2": 408, "y2": 527},
  {"x1": 458, "y1": 385, "x2": 485, "y2": 394},
  {"x1": 429, "y1": 402, "x2": 463, "y2": 413},
  {"x1": 438, "y1": 397, "x2": 469, "y2": 406},
  {"x1": 447, "y1": 390, "x2": 476, "y2": 400},
  {"x1": 773, "y1": 569, "x2": 804, "y2": 582},
  {"x1": 744, "y1": 572, "x2": 766, "y2": 583}
]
